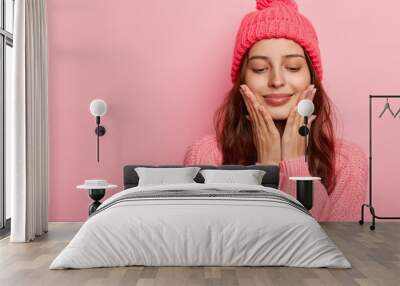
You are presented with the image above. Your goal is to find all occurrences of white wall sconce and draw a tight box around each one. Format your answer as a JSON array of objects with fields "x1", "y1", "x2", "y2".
[{"x1": 89, "y1": 99, "x2": 107, "y2": 162}]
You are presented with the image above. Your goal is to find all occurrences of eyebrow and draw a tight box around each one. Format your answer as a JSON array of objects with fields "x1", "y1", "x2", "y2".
[{"x1": 248, "y1": 54, "x2": 305, "y2": 61}]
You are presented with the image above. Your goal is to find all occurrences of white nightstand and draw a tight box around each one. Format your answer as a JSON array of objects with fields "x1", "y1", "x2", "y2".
[
  {"x1": 289, "y1": 176, "x2": 321, "y2": 210},
  {"x1": 77, "y1": 180, "x2": 117, "y2": 216}
]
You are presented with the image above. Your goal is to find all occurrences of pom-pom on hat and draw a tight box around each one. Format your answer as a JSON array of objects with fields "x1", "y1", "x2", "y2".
[
  {"x1": 256, "y1": 0, "x2": 298, "y2": 10},
  {"x1": 231, "y1": 0, "x2": 322, "y2": 83}
]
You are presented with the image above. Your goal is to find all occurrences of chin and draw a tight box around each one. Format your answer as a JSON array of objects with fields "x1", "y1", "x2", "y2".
[
  {"x1": 270, "y1": 114, "x2": 289, "y2": 121},
  {"x1": 265, "y1": 106, "x2": 291, "y2": 121}
]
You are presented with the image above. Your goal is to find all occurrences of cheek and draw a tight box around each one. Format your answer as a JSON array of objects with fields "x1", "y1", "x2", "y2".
[
  {"x1": 244, "y1": 71, "x2": 265, "y2": 93},
  {"x1": 287, "y1": 71, "x2": 311, "y2": 91}
]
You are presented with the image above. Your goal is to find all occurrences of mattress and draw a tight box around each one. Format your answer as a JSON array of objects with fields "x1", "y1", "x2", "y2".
[{"x1": 49, "y1": 183, "x2": 351, "y2": 269}]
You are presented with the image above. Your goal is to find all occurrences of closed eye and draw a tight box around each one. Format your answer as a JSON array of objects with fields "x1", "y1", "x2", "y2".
[{"x1": 253, "y1": 68, "x2": 268, "y2": 73}]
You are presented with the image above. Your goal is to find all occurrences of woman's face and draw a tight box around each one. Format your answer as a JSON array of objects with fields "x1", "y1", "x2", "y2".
[{"x1": 244, "y1": 38, "x2": 311, "y2": 120}]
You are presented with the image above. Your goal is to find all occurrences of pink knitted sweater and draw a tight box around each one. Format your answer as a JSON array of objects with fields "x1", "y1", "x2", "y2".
[{"x1": 183, "y1": 134, "x2": 368, "y2": 222}]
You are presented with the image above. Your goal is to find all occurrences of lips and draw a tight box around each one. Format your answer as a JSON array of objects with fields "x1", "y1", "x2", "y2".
[{"x1": 264, "y1": 93, "x2": 293, "y2": 107}]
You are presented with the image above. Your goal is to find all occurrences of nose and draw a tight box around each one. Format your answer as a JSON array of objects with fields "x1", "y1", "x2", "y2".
[{"x1": 268, "y1": 69, "x2": 285, "y2": 89}]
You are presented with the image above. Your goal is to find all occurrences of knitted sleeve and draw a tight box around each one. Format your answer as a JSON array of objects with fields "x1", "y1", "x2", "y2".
[
  {"x1": 279, "y1": 139, "x2": 368, "y2": 221},
  {"x1": 183, "y1": 135, "x2": 223, "y2": 165},
  {"x1": 326, "y1": 139, "x2": 368, "y2": 221}
]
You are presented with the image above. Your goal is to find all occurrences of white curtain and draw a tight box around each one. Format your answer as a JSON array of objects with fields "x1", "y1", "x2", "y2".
[{"x1": 8, "y1": 0, "x2": 49, "y2": 242}]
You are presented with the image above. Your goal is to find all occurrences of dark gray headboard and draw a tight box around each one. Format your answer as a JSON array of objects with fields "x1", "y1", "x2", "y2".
[{"x1": 123, "y1": 164, "x2": 280, "y2": 189}]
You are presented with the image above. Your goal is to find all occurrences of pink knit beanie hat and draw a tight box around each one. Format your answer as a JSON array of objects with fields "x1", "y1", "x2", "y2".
[{"x1": 231, "y1": 0, "x2": 323, "y2": 83}]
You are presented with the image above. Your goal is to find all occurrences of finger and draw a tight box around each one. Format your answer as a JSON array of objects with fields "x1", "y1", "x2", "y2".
[
  {"x1": 241, "y1": 87, "x2": 261, "y2": 126},
  {"x1": 254, "y1": 104, "x2": 272, "y2": 136},
  {"x1": 310, "y1": 87, "x2": 317, "y2": 100},
  {"x1": 289, "y1": 105, "x2": 301, "y2": 134},
  {"x1": 308, "y1": 115, "x2": 317, "y2": 127},
  {"x1": 305, "y1": 86, "x2": 317, "y2": 101},
  {"x1": 240, "y1": 94, "x2": 252, "y2": 122},
  {"x1": 286, "y1": 103, "x2": 298, "y2": 126},
  {"x1": 241, "y1": 85, "x2": 278, "y2": 135},
  {"x1": 240, "y1": 85, "x2": 279, "y2": 144},
  {"x1": 258, "y1": 105, "x2": 280, "y2": 136},
  {"x1": 242, "y1": 92, "x2": 260, "y2": 144},
  {"x1": 295, "y1": 85, "x2": 308, "y2": 104},
  {"x1": 299, "y1": 84, "x2": 314, "y2": 103},
  {"x1": 240, "y1": 88, "x2": 266, "y2": 144},
  {"x1": 241, "y1": 85, "x2": 267, "y2": 130},
  {"x1": 296, "y1": 84, "x2": 313, "y2": 106},
  {"x1": 242, "y1": 84, "x2": 264, "y2": 109},
  {"x1": 240, "y1": 86, "x2": 256, "y2": 116}
]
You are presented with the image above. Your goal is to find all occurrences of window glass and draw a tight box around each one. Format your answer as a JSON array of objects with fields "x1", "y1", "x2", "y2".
[{"x1": 5, "y1": 0, "x2": 14, "y2": 33}]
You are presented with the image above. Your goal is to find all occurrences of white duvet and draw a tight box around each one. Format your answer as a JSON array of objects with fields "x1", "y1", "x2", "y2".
[{"x1": 49, "y1": 183, "x2": 351, "y2": 269}]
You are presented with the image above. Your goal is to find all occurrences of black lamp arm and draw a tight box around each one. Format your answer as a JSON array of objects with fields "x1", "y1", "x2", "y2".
[
  {"x1": 298, "y1": 116, "x2": 310, "y2": 162},
  {"x1": 94, "y1": 116, "x2": 106, "y2": 162}
]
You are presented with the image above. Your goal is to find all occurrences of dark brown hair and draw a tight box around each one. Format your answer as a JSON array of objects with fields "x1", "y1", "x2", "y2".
[{"x1": 213, "y1": 49, "x2": 337, "y2": 194}]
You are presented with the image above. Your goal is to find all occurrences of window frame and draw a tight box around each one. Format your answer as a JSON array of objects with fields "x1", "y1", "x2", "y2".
[{"x1": 0, "y1": 0, "x2": 14, "y2": 233}]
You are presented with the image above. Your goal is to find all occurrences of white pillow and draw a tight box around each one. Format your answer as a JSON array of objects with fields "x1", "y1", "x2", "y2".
[
  {"x1": 135, "y1": 167, "x2": 201, "y2": 186},
  {"x1": 200, "y1": 169, "x2": 266, "y2": 185}
]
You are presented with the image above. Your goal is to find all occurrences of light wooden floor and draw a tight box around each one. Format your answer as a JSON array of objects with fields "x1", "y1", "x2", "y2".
[{"x1": 0, "y1": 222, "x2": 399, "y2": 286}]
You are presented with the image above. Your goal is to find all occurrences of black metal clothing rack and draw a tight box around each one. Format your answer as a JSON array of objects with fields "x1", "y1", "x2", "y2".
[{"x1": 359, "y1": 95, "x2": 400, "y2": 230}]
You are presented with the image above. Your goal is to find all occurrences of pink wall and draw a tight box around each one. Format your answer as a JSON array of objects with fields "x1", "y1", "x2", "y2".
[{"x1": 47, "y1": 0, "x2": 400, "y2": 221}]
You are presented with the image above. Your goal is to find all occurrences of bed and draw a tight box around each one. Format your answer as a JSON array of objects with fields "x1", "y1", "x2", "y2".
[{"x1": 49, "y1": 164, "x2": 351, "y2": 269}]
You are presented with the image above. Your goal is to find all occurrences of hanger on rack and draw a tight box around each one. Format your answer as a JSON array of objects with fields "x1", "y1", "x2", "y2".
[
  {"x1": 378, "y1": 97, "x2": 396, "y2": 118},
  {"x1": 394, "y1": 106, "x2": 400, "y2": 118}
]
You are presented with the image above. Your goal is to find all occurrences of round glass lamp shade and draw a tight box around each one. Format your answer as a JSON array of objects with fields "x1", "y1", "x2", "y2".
[
  {"x1": 90, "y1": 99, "x2": 107, "y2": 117},
  {"x1": 297, "y1": 99, "x2": 314, "y2": 117}
]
